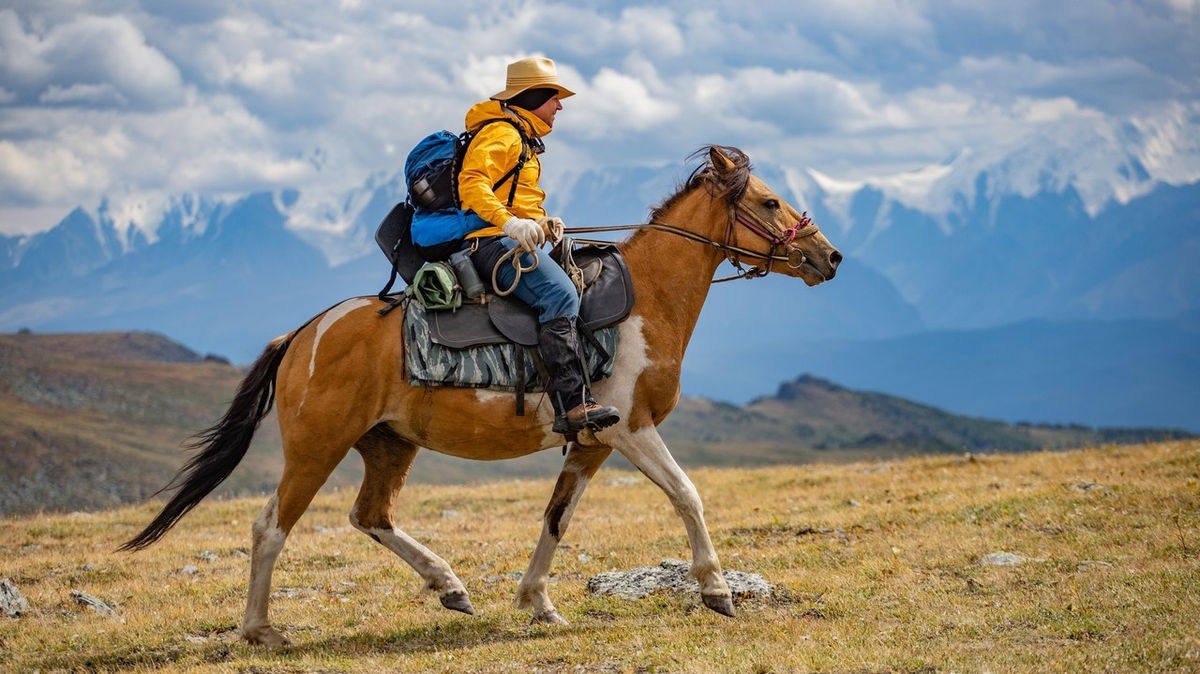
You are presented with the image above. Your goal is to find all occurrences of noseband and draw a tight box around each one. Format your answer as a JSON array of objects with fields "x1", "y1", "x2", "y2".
[{"x1": 722, "y1": 203, "x2": 819, "y2": 281}]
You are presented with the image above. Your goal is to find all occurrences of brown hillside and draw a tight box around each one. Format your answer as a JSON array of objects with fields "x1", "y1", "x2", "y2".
[{"x1": 0, "y1": 331, "x2": 360, "y2": 515}]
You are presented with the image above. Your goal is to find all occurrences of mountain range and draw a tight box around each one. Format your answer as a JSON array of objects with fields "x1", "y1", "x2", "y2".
[
  {"x1": 1, "y1": 124, "x2": 1197, "y2": 431},
  {"x1": 1, "y1": 330, "x2": 1187, "y2": 516}
]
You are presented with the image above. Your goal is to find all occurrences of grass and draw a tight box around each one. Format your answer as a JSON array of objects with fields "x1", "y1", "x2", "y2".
[{"x1": 2, "y1": 440, "x2": 1198, "y2": 673}]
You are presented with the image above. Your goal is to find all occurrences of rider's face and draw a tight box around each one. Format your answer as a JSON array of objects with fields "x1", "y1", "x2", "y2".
[{"x1": 531, "y1": 96, "x2": 562, "y2": 129}]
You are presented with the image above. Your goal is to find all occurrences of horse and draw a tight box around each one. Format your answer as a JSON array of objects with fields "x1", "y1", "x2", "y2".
[{"x1": 121, "y1": 145, "x2": 842, "y2": 646}]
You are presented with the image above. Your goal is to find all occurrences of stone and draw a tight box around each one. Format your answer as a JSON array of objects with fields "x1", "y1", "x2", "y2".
[
  {"x1": 587, "y1": 560, "x2": 773, "y2": 600},
  {"x1": 70, "y1": 590, "x2": 116, "y2": 616},
  {"x1": 1, "y1": 578, "x2": 30, "y2": 618},
  {"x1": 978, "y1": 551, "x2": 1044, "y2": 566}
]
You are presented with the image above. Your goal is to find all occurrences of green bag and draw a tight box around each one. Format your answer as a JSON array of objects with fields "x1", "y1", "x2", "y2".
[{"x1": 406, "y1": 261, "x2": 462, "y2": 311}]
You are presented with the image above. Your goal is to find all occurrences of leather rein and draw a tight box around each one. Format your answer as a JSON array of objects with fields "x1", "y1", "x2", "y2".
[{"x1": 561, "y1": 203, "x2": 820, "y2": 283}]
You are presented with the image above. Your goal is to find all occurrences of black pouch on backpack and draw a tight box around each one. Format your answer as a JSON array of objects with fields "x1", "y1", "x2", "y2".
[{"x1": 375, "y1": 202, "x2": 426, "y2": 295}]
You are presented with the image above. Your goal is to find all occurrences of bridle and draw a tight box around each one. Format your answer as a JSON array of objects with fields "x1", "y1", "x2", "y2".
[{"x1": 561, "y1": 198, "x2": 821, "y2": 283}]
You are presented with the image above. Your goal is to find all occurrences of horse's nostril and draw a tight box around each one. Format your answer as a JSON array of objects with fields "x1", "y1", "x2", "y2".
[{"x1": 830, "y1": 250, "x2": 843, "y2": 268}]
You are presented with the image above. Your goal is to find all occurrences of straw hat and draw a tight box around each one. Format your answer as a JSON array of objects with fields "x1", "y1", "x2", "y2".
[{"x1": 490, "y1": 57, "x2": 576, "y2": 101}]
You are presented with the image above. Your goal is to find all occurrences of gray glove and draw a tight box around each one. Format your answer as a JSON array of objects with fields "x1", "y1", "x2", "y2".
[{"x1": 503, "y1": 216, "x2": 545, "y2": 252}]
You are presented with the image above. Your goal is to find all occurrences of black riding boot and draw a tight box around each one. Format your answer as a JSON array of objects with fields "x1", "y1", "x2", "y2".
[{"x1": 538, "y1": 316, "x2": 620, "y2": 434}]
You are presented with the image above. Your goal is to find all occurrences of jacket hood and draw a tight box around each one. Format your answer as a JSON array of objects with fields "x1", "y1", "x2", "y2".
[{"x1": 464, "y1": 100, "x2": 552, "y2": 138}]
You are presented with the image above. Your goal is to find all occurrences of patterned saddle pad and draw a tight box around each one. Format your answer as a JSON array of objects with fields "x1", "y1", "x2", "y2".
[
  {"x1": 402, "y1": 245, "x2": 633, "y2": 392},
  {"x1": 404, "y1": 304, "x2": 619, "y2": 392}
]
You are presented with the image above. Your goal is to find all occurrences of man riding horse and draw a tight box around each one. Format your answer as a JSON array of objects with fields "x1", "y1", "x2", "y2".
[{"x1": 459, "y1": 56, "x2": 620, "y2": 436}]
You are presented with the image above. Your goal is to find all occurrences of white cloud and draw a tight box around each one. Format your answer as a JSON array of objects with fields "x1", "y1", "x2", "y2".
[
  {"x1": 0, "y1": 0, "x2": 1197, "y2": 238},
  {"x1": 616, "y1": 7, "x2": 685, "y2": 55},
  {"x1": 569, "y1": 68, "x2": 680, "y2": 136}
]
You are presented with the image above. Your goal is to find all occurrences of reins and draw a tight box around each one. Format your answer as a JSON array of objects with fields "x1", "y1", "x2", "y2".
[{"x1": 561, "y1": 209, "x2": 819, "y2": 283}]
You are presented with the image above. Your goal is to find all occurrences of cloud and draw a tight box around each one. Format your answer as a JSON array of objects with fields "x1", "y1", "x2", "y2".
[
  {"x1": 0, "y1": 0, "x2": 1197, "y2": 238},
  {"x1": 0, "y1": 10, "x2": 185, "y2": 110},
  {"x1": 569, "y1": 68, "x2": 680, "y2": 136}
]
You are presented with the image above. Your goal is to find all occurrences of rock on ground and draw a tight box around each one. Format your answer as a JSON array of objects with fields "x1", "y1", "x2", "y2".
[
  {"x1": 1, "y1": 578, "x2": 30, "y2": 618},
  {"x1": 978, "y1": 551, "x2": 1045, "y2": 566},
  {"x1": 71, "y1": 590, "x2": 116, "y2": 616},
  {"x1": 587, "y1": 559, "x2": 773, "y2": 600}
]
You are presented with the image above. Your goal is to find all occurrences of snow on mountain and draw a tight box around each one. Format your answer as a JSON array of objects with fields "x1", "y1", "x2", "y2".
[{"x1": 799, "y1": 101, "x2": 1200, "y2": 233}]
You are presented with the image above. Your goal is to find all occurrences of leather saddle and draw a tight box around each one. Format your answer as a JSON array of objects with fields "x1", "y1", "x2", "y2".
[{"x1": 425, "y1": 244, "x2": 635, "y2": 349}]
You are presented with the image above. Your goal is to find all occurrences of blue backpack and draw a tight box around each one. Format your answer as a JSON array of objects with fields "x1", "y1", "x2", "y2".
[
  {"x1": 404, "y1": 118, "x2": 532, "y2": 258},
  {"x1": 375, "y1": 117, "x2": 532, "y2": 298}
]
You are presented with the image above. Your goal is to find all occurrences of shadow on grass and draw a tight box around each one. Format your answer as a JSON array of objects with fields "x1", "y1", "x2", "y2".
[
  {"x1": 295, "y1": 613, "x2": 587, "y2": 657},
  {"x1": 25, "y1": 614, "x2": 588, "y2": 671}
]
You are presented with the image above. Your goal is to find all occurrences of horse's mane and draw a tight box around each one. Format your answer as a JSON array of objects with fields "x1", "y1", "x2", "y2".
[{"x1": 649, "y1": 145, "x2": 752, "y2": 222}]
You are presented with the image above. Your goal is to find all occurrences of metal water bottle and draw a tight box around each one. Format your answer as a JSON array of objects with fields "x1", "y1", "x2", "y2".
[{"x1": 449, "y1": 248, "x2": 485, "y2": 300}]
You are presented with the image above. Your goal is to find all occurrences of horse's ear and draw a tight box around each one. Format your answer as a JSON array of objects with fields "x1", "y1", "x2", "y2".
[{"x1": 709, "y1": 146, "x2": 736, "y2": 174}]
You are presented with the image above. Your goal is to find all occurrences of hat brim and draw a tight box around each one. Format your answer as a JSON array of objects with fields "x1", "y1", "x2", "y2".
[{"x1": 491, "y1": 83, "x2": 575, "y2": 102}]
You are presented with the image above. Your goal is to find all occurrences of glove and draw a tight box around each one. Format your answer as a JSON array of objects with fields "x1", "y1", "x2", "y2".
[
  {"x1": 503, "y1": 216, "x2": 545, "y2": 252},
  {"x1": 538, "y1": 216, "x2": 565, "y2": 243}
]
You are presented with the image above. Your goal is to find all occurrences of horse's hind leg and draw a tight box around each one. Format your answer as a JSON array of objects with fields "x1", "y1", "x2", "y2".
[
  {"x1": 349, "y1": 424, "x2": 473, "y2": 615},
  {"x1": 241, "y1": 444, "x2": 352, "y2": 646},
  {"x1": 517, "y1": 442, "x2": 612, "y2": 624}
]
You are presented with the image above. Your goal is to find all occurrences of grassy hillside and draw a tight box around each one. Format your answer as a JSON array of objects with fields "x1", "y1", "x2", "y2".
[
  {"x1": 1, "y1": 331, "x2": 1190, "y2": 517},
  {"x1": 0, "y1": 441, "x2": 1197, "y2": 672},
  {"x1": 0, "y1": 331, "x2": 364, "y2": 515}
]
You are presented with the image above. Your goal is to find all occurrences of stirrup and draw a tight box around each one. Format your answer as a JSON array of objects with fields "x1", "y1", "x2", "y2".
[{"x1": 552, "y1": 402, "x2": 620, "y2": 434}]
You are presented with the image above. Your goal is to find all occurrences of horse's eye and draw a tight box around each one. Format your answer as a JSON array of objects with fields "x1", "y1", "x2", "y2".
[{"x1": 764, "y1": 199, "x2": 780, "y2": 210}]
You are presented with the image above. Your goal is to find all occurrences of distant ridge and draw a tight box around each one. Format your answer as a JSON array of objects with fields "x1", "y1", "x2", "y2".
[
  {"x1": 2, "y1": 331, "x2": 1190, "y2": 516},
  {"x1": 5, "y1": 330, "x2": 209, "y2": 363},
  {"x1": 657, "y1": 374, "x2": 1193, "y2": 467}
]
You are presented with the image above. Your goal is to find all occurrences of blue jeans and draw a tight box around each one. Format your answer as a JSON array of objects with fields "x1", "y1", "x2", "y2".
[{"x1": 486, "y1": 237, "x2": 579, "y2": 323}]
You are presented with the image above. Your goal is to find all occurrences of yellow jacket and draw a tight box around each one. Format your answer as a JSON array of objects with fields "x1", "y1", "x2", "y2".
[{"x1": 459, "y1": 101, "x2": 550, "y2": 238}]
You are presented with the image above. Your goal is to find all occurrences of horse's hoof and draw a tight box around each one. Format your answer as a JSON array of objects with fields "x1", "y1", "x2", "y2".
[
  {"x1": 702, "y1": 594, "x2": 736, "y2": 617},
  {"x1": 531, "y1": 610, "x2": 569, "y2": 625},
  {"x1": 242, "y1": 625, "x2": 291, "y2": 647},
  {"x1": 440, "y1": 591, "x2": 475, "y2": 615}
]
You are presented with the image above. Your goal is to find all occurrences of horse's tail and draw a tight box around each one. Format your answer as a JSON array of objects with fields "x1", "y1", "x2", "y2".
[{"x1": 119, "y1": 332, "x2": 295, "y2": 552}]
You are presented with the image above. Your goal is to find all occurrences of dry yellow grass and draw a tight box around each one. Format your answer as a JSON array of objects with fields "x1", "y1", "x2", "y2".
[{"x1": 2, "y1": 440, "x2": 1198, "y2": 673}]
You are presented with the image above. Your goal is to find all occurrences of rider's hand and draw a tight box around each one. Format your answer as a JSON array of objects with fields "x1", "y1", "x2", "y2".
[
  {"x1": 538, "y1": 216, "x2": 565, "y2": 243},
  {"x1": 503, "y1": 216, "x2": 545, "y2": 252}
]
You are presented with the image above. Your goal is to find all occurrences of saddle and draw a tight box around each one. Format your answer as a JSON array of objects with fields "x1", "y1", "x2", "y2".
[
  {"x1": 401, "y1": 244, "x2": 635, "y2": 409},
  {"x1": 425, "y1": 244, "x2": 634, "y2": 348}
]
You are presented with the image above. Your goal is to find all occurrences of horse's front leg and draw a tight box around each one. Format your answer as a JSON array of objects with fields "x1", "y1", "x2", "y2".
[
  {"x1": 517, "y1": 442, "x2": 612, "y2": 624},
  {"x1": 608, "y1": 425, "x2": 734, "y2": 616}
]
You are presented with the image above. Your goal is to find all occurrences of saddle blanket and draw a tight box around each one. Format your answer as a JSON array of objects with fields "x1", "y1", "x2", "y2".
[{"x1": 404, "y1": 301, "x2": 620, "y2": 392}]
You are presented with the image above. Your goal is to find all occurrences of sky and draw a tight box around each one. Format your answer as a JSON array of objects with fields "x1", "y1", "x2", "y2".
[{"x1": 1, "y1": 0, "x2": 1197, "y2": 238}]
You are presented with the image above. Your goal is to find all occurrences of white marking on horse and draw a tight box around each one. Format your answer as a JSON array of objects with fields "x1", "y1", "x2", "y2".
[
  {"x1": 297, "y1": 298, "x2": 372, "y2": 412},
  {"x1": 309, "y1": 298, "x2": 372, "y2": 379},
  {"x1": 242, "y1": 493, "x2": 286, "y2": 638},
  {"x1": 591, "y1": 315, "x2": 649, "y2": 434},
  {"x1": 348, "y1": 505, "x2": 466, "y2": 597}
]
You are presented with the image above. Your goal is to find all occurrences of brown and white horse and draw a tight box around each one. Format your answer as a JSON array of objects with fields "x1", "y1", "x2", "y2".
[{"x1": 122, "y1": 146, "x2": 842, "y2": 646}]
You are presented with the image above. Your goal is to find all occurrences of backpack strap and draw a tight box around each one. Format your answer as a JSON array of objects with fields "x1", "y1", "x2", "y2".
[{"x1": 458, "y1": 117, "x2": 533, "y2": 209}]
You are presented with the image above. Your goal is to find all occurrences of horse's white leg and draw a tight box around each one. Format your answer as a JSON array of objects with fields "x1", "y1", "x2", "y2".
[
  {"x1": 350, "y1": 427, "x2": 471, "y2": 613},
  {"x1": 242, "y1": 493, "x2": 290, "y2": 646},
  {"x1": 242, "y1": 441, "x2": 352, "y2": 645},
  {"x1": 609, "y1": 425, "x2": 734, "y2": 616},
  {"x1": 517, "y1": 443, "x2": 612, "y2": 624}
]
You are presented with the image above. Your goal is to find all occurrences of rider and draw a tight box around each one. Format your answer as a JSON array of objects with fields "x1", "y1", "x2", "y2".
[{"x1": 458, "y1": 56, "x2": 620, "y2": 435}]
